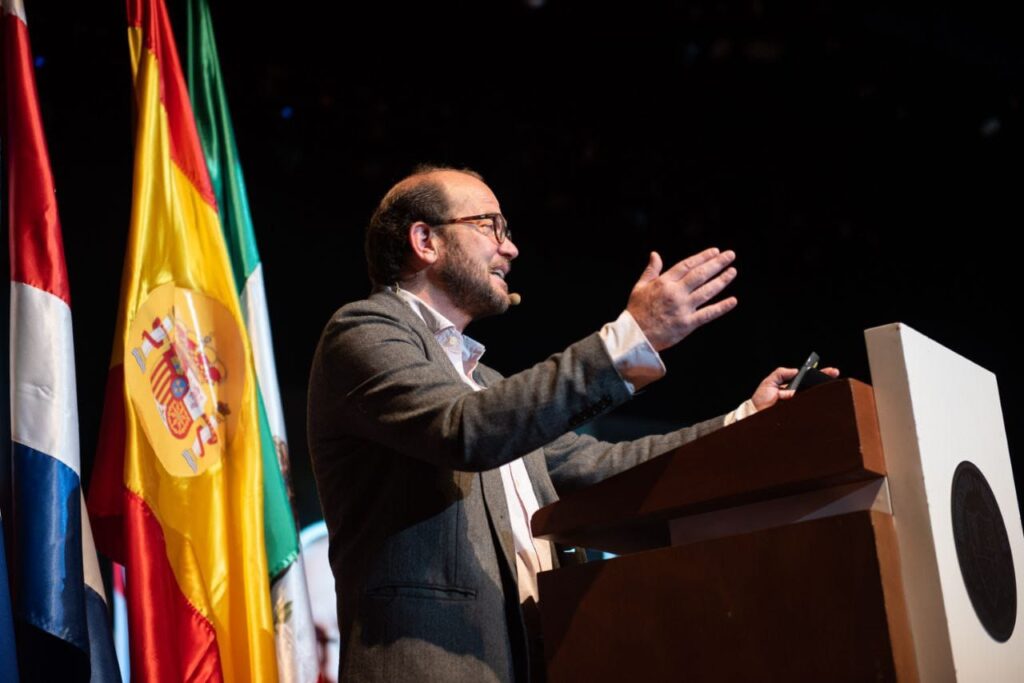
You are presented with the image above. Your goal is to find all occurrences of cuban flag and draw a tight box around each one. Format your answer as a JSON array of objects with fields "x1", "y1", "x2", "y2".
[{"x1": 3, "y1": 0, "x2": 119, "y2": 679}]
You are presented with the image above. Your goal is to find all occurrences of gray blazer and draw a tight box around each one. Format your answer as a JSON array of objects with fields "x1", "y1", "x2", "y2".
[{"x1": 308, "y1": 290, "x2": 724, "y2": 682}]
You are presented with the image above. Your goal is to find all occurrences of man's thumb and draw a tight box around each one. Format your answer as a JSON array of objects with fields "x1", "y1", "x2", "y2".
[{"x1": 637, "y1": 251, "x2": 662, "y2": 284}]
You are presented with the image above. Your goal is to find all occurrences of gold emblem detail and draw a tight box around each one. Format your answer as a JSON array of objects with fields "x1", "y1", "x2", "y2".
[{"x1": 126, "y1": 284, "x2": 244, "y2": 477}]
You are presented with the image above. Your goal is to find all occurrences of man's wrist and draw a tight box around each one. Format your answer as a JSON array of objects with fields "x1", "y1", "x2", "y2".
[
  {"x1": 599, "y1": 310, "x2": 667, "y2": 394},
  {"x1": 723, "y1": 398, "x2": 758, "y2": 426}
]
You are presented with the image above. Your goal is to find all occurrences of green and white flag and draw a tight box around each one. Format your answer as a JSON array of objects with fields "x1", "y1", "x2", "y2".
[{"x1": 186, "y1": 2, "x2": 318, "y2": 680}]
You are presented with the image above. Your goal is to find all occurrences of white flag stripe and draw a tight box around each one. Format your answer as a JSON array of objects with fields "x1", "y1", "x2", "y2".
[
  {"x1": 242, "y1": 265, "x2": 317, "y2": 681},
  {"x1": 10, "y1": 282, "x2": 81, "y2": 474},
  {"x1": 242, "y1": 264, "x2": 288, "y2": 438},
  {"x1": 272, "y1": 559, "x2": 319, "y2": 683},
  {"x1": 80, "y1": 494, "x2": 107, "y2": 601},
  {"x1": 112, "y1": 564, "x2": 131, "y2": 683},
  {"x1": 0, "y1": 0, "x2": 28, "y2": 23}
]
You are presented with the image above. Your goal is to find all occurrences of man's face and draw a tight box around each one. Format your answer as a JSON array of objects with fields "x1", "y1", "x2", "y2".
[{"x1": 433, "y1": 173, "x2": 519, "y2": 320}]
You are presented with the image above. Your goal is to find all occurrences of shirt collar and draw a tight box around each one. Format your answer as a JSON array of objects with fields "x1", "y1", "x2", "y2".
[{"x1": 393, "y1": 285, "x2": 486, "y2": 371}]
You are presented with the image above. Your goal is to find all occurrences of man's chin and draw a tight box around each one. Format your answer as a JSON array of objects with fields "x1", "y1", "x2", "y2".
[
  {"x1": 478, "y1": 298, "x2": 510, "y2": 319},
  {"x1": 468, "y1": 290, "x2": 510, "y2": 320}
]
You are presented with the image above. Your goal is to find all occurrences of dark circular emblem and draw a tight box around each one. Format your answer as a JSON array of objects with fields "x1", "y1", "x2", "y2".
[{"x1": 951, "y1": 461, "x2": 1017, "y2": 642}]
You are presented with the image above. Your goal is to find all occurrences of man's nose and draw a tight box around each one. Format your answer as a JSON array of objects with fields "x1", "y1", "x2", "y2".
[{"x1": 499, "y1": 236, "x2": 519, "y2": 260}]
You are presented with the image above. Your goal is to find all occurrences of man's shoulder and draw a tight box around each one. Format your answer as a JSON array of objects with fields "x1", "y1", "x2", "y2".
[
  {"x1": 324, "y1": 290, "x2": 422, "y2": 332},
  {"x1": 318, "y1": 289, "x2": 428, "y2": 350},
  {"x1": 332, "y1": 289, "x2": 408, "y2": 320}
]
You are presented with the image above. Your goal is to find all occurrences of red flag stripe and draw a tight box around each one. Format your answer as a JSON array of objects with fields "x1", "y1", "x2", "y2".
[
  {"x1": 2, "y1": 13, "x2": 71, "y2": 304},
  {"x1": 125, "y1": 491, "x2": 224, "y2": 682},
  {"x1": 125, "y1": 0, "x2": 217, "y2": 209},
  {"x1": 88, "y1": 364, "x2": 128, "y2": 562}
]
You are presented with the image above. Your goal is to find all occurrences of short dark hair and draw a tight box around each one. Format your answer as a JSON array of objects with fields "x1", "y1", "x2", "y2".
[{"x1": 364, "y1": 165, "x2": 483, "y2": 288}]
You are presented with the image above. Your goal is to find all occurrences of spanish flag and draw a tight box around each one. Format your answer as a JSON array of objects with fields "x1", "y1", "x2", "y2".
[{"x1": 87, "y1": 0, "x2": 276, "y2": 680}]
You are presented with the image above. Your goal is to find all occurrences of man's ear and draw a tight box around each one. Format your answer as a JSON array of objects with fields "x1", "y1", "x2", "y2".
[{"x1": 408, "y1": 221, "x2": 440, "y2": 267}]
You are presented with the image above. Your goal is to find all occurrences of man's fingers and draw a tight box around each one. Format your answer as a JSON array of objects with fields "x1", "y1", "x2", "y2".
[
  {"x1": 663, "y1": 247, "x2": 722, "y2": 281},
  {"x1": 677, "y1": 250, "x2": 737, "y2": 288},
  {"x1": 821, "y1": 367, "x2": 840, "y2": 377},
  {"x1": 688, "y1": 267, "x2": 737, "y2": 307},
  {"x1": 689, "y1": 296, "x2": 738, "y2": 328},
  {"x1": 775, "y1": 367, "x2": 800, "y2": 382}
]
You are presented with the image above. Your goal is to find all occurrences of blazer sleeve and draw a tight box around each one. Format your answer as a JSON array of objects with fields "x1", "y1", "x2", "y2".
[
  {"x1": 542, "y1": 414, "x2": 726, "y2": 495},
  {"x1": 308, "y1": 300, "x2": 635, "y2": 472}
]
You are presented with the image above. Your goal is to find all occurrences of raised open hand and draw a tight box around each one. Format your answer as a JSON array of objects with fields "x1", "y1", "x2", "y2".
[{"x1": 627, "y1": 248, "x2": 738, "y2": 352}]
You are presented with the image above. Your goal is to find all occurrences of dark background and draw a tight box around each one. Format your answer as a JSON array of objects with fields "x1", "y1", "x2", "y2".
[{"x1": 17, "y1": 0, "x2": 1023, "y2": 526}]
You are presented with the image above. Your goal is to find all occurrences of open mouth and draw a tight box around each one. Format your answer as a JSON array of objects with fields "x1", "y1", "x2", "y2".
[{"x1": 488, "y1": 261, "x2": 511, "y2": 290}]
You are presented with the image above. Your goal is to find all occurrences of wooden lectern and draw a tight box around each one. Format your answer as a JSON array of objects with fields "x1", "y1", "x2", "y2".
[{"x1": 533, "y1": 324, "x2": 1023, "y2": 681}]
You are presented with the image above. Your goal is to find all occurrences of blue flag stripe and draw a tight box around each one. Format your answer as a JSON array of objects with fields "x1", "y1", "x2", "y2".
[{"x1": 11, "y1": 442, "x2": 87, "y2": 652}]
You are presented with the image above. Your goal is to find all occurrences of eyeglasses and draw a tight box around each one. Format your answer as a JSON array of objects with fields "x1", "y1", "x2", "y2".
[{"x1": 434, "y1": 213, "x2": 511, "y2": 244}]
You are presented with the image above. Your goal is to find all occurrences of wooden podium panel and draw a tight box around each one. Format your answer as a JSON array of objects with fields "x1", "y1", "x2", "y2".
[
  {"x1": 534, "y1": 379, "x2": 885, "y2": 554},
  {"x1": 538, "y1": 511, "x2": 918, "y2": 682}
]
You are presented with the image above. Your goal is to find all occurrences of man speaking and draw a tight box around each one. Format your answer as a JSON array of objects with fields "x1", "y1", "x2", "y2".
[{"x1": 308, "y1": 166, "x2": 821, "y2": 681}]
